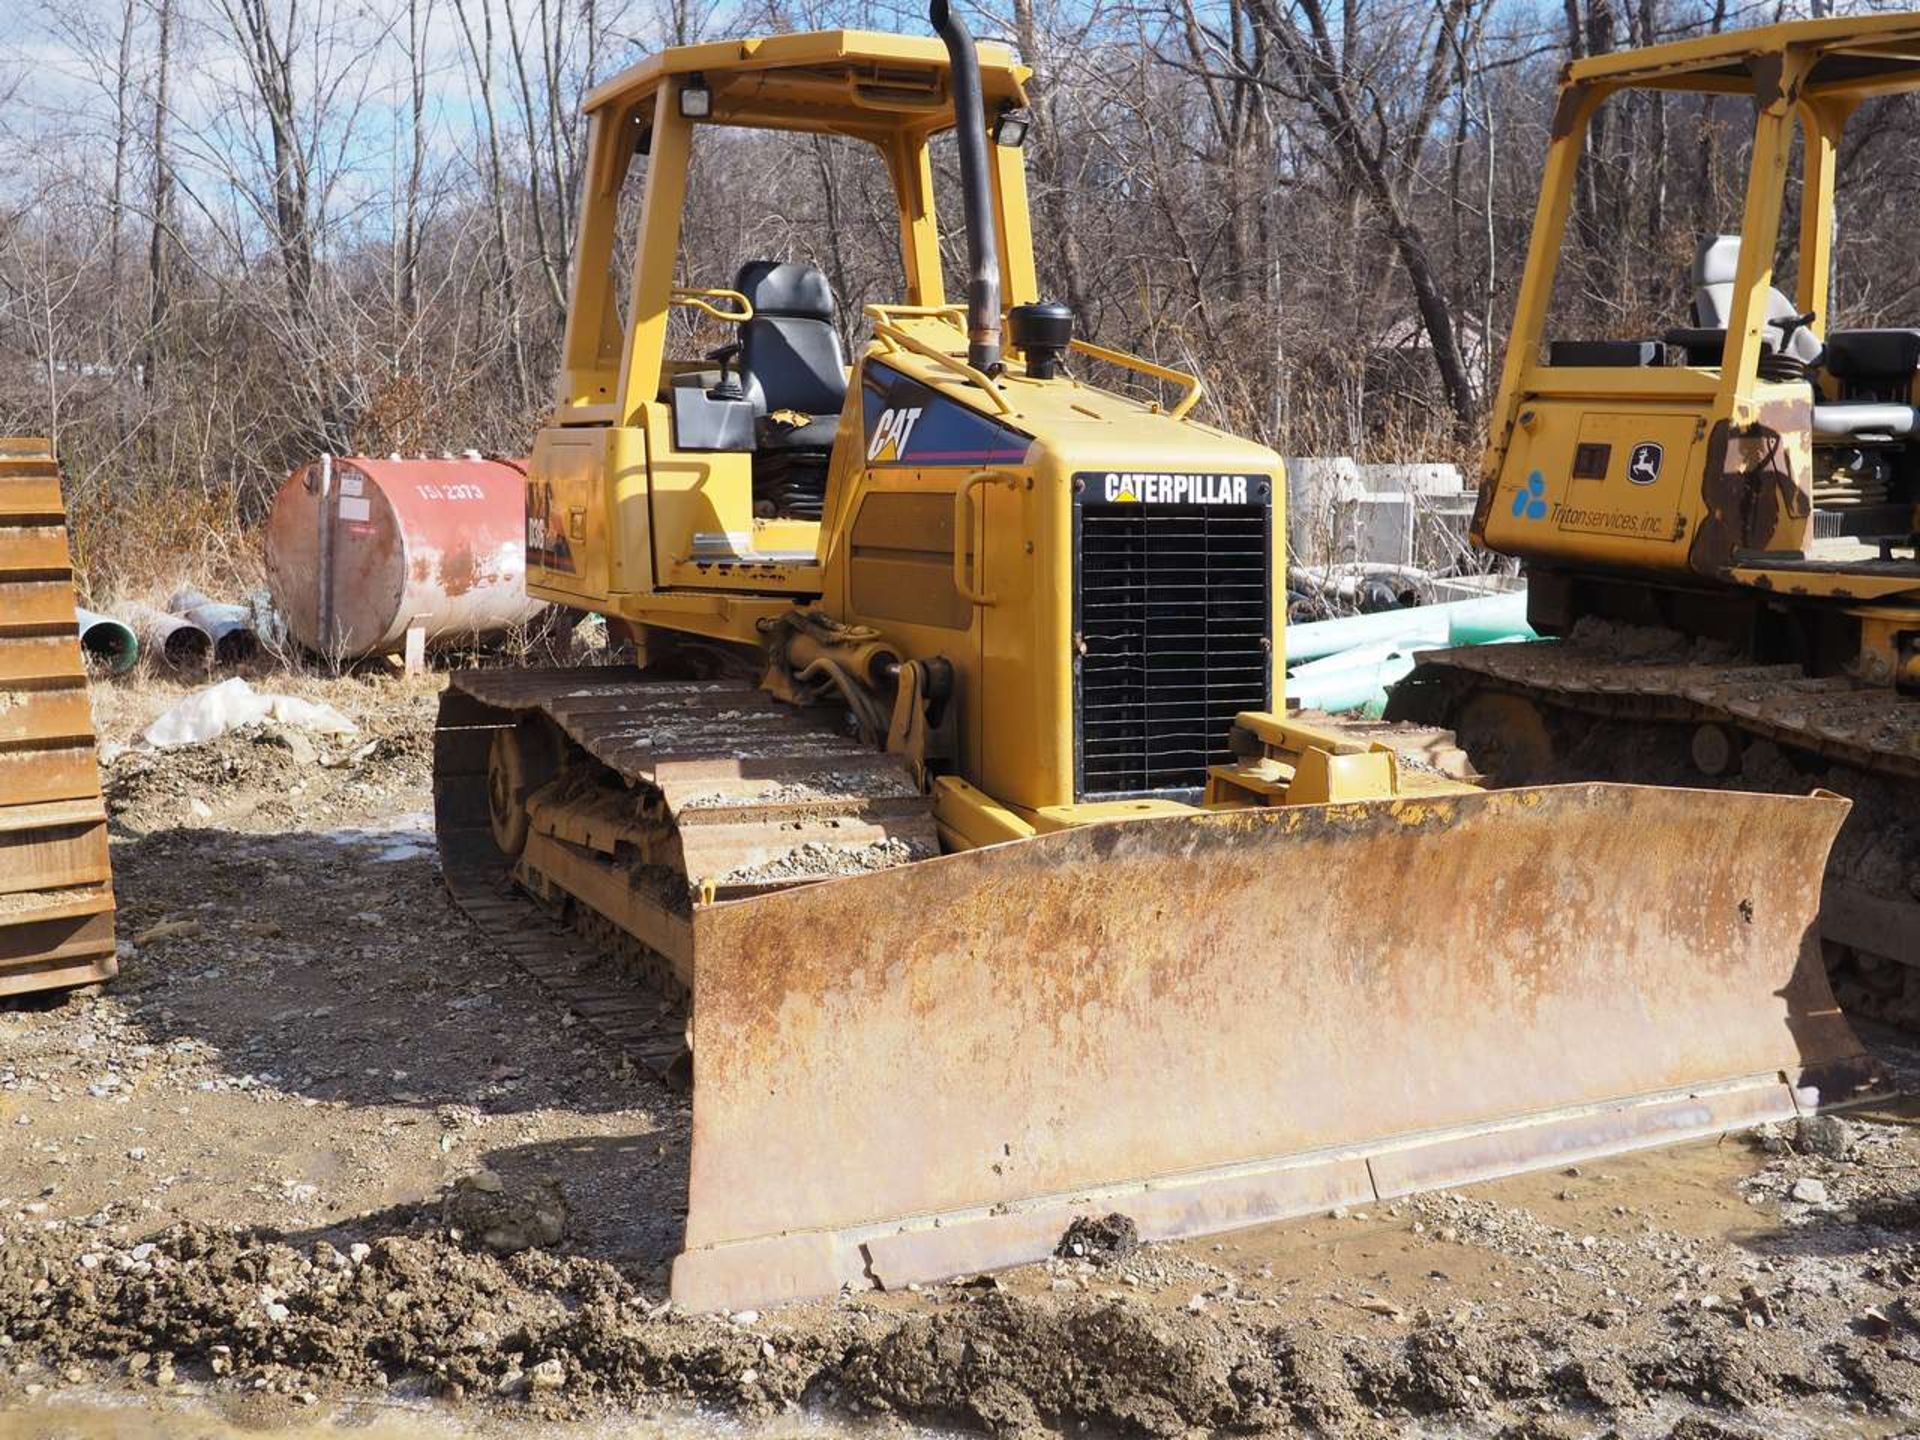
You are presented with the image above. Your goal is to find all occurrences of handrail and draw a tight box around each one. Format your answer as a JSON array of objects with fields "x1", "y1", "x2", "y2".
[
  {"x1": 671, "y1": 286, "x2": 755, "y2": 324},
  {"x1": 865, "y1": 303, "x2": 968, "y2": 327},
  {"x1": 867, "y1": 314, "x2": 1014, "y2": 415},
  {"x1": 953, "y1": 470, "x2": 1019, "y2": 606},
  {"x1": 1069, "y1": 338, "x2": 1205, "y2": 420}
]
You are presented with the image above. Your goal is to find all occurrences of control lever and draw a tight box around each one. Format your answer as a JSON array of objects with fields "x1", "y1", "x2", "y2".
[
  {"x1": 706, "y1": 343, "x2": 745, "y2": 401},
  {"x1": 1769, "y1": 309, "x2": 1818, "y2": 355}
]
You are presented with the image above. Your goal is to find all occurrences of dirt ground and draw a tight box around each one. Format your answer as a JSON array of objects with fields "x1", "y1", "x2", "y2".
[{"x1": 8, "y1": 668, "x2": 1920, "y2": 1439}]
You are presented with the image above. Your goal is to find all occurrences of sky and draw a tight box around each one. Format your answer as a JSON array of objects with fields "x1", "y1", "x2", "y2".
[{"x1": 0, "y1": 0, "x2": 1875, "y2": 268}]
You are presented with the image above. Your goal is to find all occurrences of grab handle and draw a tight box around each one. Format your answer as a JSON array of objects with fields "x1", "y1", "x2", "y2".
[{"x1": 953, "y1": 470, "x2": 1017, "y2": 607}]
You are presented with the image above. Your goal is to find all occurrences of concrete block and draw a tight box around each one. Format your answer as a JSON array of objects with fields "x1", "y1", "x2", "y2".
[
  {"x1": 1342, "y1": 493, "x2": 1415, "y2": 568},
  {"x1": 1358, "y1": 462, "x2": 1467, "y2": 497},
  {"x1": 1283, "y1": 457, "x2": 1362, "y2": 566}
]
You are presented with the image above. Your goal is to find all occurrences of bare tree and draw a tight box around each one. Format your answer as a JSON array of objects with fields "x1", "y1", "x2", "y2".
[
  {"x1": 3, "y1": 0, "x2": 1911, "y2": 600},
  {"x1": 144, "y1": 0, "x2": 176, "y2": 394}
]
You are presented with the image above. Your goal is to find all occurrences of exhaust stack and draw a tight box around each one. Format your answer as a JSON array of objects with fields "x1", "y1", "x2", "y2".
[{"x1": 929, "y1": 0, "x2": 1002, "y2": 373}]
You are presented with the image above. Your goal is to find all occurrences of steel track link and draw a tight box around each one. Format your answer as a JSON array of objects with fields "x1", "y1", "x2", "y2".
[
  {"x1": 435, "y1": 707, "x2": 694, "y2": 1085},
  {"x1": 1399, "y1": 641, "x2": 1920, "y2": 782},
  {"x1": 432, "y1": 666, "x2": 936, "y2": 1084}
]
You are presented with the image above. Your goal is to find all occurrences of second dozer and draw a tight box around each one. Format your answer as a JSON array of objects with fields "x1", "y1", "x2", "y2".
[
  {"x1": 432, "y1": 4, "x2": 1875, "y2": 1311},
  {"x1": 1389, "y1": 18, "x2": 1920, "y2": 1023}
]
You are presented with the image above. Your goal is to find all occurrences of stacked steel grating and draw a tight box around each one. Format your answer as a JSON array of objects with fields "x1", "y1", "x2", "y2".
[{"x1": 0, "y1": 437, "x2": 116, "y2": 995}]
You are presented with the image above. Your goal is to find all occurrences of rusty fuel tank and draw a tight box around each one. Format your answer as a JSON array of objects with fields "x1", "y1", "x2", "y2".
[{"x1": 265, "y1": 455, "x2": 547, "y2": 659}]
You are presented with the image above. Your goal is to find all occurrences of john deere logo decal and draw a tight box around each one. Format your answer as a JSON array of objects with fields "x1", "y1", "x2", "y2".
[
  {"x1": 1627, "y1": 442, "x2": 1663, "y2": 486},
  {"x1": 1511, "y1": 471, "x2": 1548, "y2": 521}
]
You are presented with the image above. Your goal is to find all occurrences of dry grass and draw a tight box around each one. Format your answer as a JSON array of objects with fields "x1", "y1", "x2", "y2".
[
  {"x1": 84, "y1": 658, "x2": 445, "y2": 751},
  {"x1": 67, "y1": 485, "x2": 267, "y2": 619}
]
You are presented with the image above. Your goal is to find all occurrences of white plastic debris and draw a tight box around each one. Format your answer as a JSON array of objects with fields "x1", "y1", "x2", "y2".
[{"x1": 142, "y1": 678, "x2": 357, "y2": 749}]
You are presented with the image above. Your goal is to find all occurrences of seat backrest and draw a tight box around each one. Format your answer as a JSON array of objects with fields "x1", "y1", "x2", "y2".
[
  {"x1": 1690, "y1": 234, "x2": 1823, "y2": 364},
  {"x1": 734, "y1": 261, "x2": 849, "y2": 418}
]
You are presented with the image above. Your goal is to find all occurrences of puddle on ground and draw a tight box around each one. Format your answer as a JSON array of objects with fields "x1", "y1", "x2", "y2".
[
  {"x1": 4, "y1": 1392, "x2": 1914, "y2": 1440},
  {"x1": 0, "y1": 1391, "x2": 890, "y2": 1439},
  {"x1": 310, "y1": 814, "x2": 435, "y2": 863}
]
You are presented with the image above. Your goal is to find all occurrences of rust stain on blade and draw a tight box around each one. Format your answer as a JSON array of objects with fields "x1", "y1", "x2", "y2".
[{"x1": 672, "y1": 781, "x2": 1869, "y2": 1310}]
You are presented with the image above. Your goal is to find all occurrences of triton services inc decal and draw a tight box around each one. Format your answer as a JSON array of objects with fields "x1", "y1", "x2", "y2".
[
  {"x1": 1082, "y1": 471, "x2": 1269, "y2": 505},
  {"x1": 1512, "y1": 466, "x2": 1679, "y2": 541}
]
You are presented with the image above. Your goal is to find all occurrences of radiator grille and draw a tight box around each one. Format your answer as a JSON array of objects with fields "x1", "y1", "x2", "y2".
[{"x1": 1075, "y1": 502, "x2": 1271, "y2": 799}]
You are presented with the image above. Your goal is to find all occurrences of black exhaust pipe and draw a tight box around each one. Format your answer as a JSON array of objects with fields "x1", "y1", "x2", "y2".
[{"x1": 929, "y1": 0, "x2": 1002, "y2": 373}]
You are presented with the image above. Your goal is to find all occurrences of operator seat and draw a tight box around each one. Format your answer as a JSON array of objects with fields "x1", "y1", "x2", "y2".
[
  {"x1": 1686, "y1": 234, "x2": 1825, "y2": 366},
  {"x1": 731, "y1": 260, "x2": 848, "y2": 519},
  {"x1": 734, "y1": 260, "x2": 849, "y2": 449},
  {"x1": 1679, "y1": 235, "x2": 1917, "y2": 440}
]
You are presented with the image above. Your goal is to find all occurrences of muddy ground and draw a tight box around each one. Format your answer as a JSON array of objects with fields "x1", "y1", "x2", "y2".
[{"x1": 7, "y1": 670, "x2": 1920, "y2": 1438}]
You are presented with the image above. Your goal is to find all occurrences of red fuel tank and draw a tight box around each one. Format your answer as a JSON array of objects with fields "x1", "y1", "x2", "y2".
[{"x1": 265, "y1": 455, "x2": 547, "y2": 657}]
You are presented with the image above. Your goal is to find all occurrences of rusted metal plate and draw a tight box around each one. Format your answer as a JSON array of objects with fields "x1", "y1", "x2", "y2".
[
  {"x1": 0, "y1": 634, "x2": 84, "y2": 685},
  {"x1": 0, "y1": 523, "x2": 74, "y2": 572},
  {"x1": 672, "y1": 782, "x2": 1868, "y2": 1311},
  {"x1": 0, "y1": 439, "x2": 116, "y2": 996},
  {"x1": 0, "y1": 688, "x2": 95, "y2": 746},
  {"x1": 0, "y1": 581, "x2": 84, "y2": 631},
  {"x1": 0, "y1": 901, "x2": 116, "y2": 996},
  {"x1": 0, "y1": 802, "x2": 110, "y2": 893},
  {"x1": 0, "y1": 478, "x2": 66, "y2": 518},
  {"x1": 0, "y1": 746, "x2": 101, "y2": 807}
]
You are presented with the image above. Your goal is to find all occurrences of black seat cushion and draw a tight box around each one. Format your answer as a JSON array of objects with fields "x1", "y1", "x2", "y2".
[
  {"x1": 1824, "y1": 329, "x2": 1920, "y2": 381},
  {"x1": 1664, "y1": 327, "x2": 1727, "y2": 364},
  {"x1": 733, "y1": 261, "x2": 848, "y2": 425},
  {"x1": 736, "y1": 260, "x2": 835, "y2": 321}
]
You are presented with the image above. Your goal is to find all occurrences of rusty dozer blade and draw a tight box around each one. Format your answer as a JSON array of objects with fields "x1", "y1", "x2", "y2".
[{"x1": 670, "y1": 781, "x2": 1875, "y2": 1311}]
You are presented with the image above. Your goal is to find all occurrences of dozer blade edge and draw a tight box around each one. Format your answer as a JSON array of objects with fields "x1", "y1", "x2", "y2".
[{"x1": 672, "y1": 781, "x2": 1877, "y2": 1311}]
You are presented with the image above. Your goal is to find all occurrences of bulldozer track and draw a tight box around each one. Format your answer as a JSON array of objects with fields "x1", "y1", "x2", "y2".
[
  {"x1": 0, "y1": 438, "x2": 115, "y2": 998},
  {"x1": 432, "y1": 666, "x2": 936, "y2": 1082},
  {"x1": 1394, "y1": 639, "x2": 1920, "y2": 994},
  {"x1": 1401, "y1": 641, "x2": 1920, "y2": 782}
]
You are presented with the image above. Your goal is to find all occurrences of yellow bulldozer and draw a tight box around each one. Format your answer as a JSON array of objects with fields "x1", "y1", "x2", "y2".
[
  {"x1": 432, "y1": 5, "x2": 1875, "y2": 1311},
  {"x1": 0, "y1": 438, "x2": 116, "y2": 998},
  {"x1": 1392, "y1": 16, "x2": 1920, "y2": 1022}
]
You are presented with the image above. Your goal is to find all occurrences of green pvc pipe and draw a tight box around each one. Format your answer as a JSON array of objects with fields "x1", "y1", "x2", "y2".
[
  {"x1": 1287, "y1": 589, "x2": 1532, "y2": 664},
  {"x1": 1288, "y1": 639, "x2": 1410, "y2": 680},
  {"x1": 75, "y1": 607, "x2": 139, "y2": 675},
  {"x1": 1287, "y1": 652, "x2": 1419, "y2": 716},
  {"x1": 1446, "y1": 589, "x2": 1534, "y2": 645}
]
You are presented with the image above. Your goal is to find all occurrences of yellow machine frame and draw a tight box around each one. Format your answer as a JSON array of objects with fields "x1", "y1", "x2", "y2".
[
  {"x1": 517, "y1": 27, "x2": 1353, "y2": 834},
  {"x1": 534, "y1": 29, "x2": 1035, "y2": 614},
  {"x1": 1475, "y1": 15, "x2": 1920, "y2": 685}
]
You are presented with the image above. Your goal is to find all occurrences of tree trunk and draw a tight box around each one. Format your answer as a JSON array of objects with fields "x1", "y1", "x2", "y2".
[
  {"x1": 108, "y1": 0, "x2": 138, "y2": 353},
  {"x1": 401, "y1": 0, "x2": 429, "y2": 323},
  {"x1": 1013, "y1": 0, "x2": 1089, "y2": 318},
  {"x1": 453, "y1": 0, "x2": 533, "y2": 404},
  {"x1": 143, "y1": 0, "x2": 175, "y2": 395}
]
